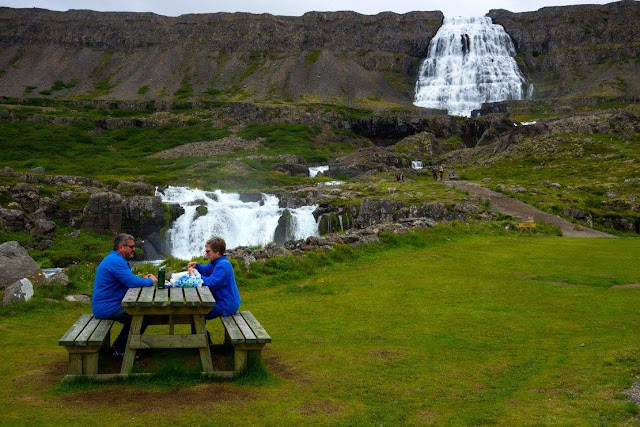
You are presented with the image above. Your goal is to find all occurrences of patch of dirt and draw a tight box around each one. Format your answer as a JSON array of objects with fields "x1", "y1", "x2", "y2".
[
  {"x1": 611, "y1": 283, "x2": 640, "y2": 289},
  {"x1": 444, "y1": 181, "x2": 616, "y2": 238},
  {"x1": 624, "y1": 380, "x2": 640, "y2": 406},
  {"x1": 149, "y1": 136, "x2": 262, "y2": 159}
]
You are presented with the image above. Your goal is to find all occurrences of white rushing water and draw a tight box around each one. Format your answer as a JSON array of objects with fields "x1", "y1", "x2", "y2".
[
  {"x1": 414, "y1": 16, "x2": 531, "y2": 117},
  {"x1": 158, "y1": 186, "x2": 319, "y2": 259},
  {"x1": 309, "y1": 165, "x2": 329, "y2": 177},
  {"x1": 411, "y1": 161, "x2": 424, "y2": 170}
]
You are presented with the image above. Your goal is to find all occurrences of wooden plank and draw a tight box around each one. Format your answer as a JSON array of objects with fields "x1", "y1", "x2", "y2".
[
  {"x1": 220, "y1": 316, "x2": 245, "y2": 344},
  {"x1": 196, "y1": 286, "x2": 215, "y2": 306},
  {"x1": 68, "y1": 353, "x2": 83, "y2": 375},
  {"x1": 120, "y1": 315, "x2": 144, "y2": 375},
  {"x1": 138, "y1": 286, "x2": 155, "y2": 306},
  {"x1": 154, "y1": 288, "x2": 169, "y2": 307},
  {"x1": 88, "y1": 319, "x2": 114, "y2": 346},
  {"x1": 59, "y1": 314, "x2": 93, "y2": 346},
  {"x1": 74, "y1": 316, "x2": 101, "y2": 346},
  {"x1": 183, "y1": 288, "x2": 201, "y2": 306},
  {"x1": 84, "y1": 352, "x2": 99, "y2": 375},
  {"x1": 233, "y1": 313, "x2": 257, "y2": 344},
  {"x1": 170, "y1": 287, "x2": 185, "y2": 306},
  {"x1": 240, "y1": 311, "x2": 272, "y2": 343},
  {"x1": 122, "y1": 288, "x2": 141, "y2": 307},
  {"x1": 128, "y1": 334, "x2": 207, "y2": 349},
  {"x1": 193, "y1": 315, "x2": 214, "y2": 373}
]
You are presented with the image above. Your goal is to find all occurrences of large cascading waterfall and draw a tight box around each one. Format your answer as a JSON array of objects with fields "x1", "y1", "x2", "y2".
[
  {"x1": 158, "y1": 186, "x2": 319, "y2": 259},
  {"x1": 414, "y1": 16, "x2": 531, "y2": 117}
]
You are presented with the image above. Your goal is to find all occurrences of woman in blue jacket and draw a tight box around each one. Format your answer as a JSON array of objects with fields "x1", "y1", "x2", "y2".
[{"x1": 188, "y1": 236, "x2": 241, "y2": 319}]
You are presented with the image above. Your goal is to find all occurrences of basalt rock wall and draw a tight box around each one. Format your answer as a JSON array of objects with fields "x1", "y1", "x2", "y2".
[
  {"x1": 0, "y1": 8, "x2": 443, "y2": 106},
  {"x1": 489, "y1": 0, "x2": 640, "y2": 99}
]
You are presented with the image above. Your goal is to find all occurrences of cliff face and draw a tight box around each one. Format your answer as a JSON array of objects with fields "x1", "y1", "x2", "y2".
[
  {"x1": 0, "y1": 8, "x2": 443, "y2": 106},
  {"x1": 489, "y1": 0, "x2": 640, "y2": 99},
  {"x1": 0, "y1": 2, "x2": 638, "y2": 107}
]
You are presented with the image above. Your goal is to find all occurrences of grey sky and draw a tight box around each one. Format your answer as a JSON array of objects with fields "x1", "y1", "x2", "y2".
[{"x1": 0, "y1": 0, "x2": 621, "y2": 17}]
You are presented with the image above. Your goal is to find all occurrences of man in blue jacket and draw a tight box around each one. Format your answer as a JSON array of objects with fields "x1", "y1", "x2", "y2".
[
  {"x1": 187, "y1": 236, "x2": 241, "y2": 320},
  {"x1": 92, "y1": 233, "x2": 157, "y2": 358}
]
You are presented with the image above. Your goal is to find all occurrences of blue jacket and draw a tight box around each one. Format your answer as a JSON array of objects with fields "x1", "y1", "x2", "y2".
[
  {"x1": 195, "y1": 255, "x2": 241, "y2": 316},
  {"x1": 92, "y1": 250, "x2": 153, "y2": 318}
]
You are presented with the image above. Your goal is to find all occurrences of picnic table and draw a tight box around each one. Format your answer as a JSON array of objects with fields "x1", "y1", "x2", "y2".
[{"x1": 120, "y1": 286, "x2": 216, "y2": 375}]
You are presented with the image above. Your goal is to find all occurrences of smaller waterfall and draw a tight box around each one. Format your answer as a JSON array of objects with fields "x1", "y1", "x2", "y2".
[
  {"x1": 159, "y1": 186, "x2": 319, "y2": 259},
  {"x1": 309, "y1": 165, "x2": 329, "y2": 178},
  {"x1": 411, "y1": 161, "x2": 424, "y2": 170}
]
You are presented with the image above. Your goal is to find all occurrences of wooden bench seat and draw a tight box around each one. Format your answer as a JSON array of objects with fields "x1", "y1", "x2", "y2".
[
  {"x1": 220, "y1": 311, "x2": 271, "y2": 373},
  {"x1": 58, "y1": 314, "x2": 114, "y2": 378}
]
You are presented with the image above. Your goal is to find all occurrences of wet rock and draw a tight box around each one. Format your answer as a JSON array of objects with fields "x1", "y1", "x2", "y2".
[
  {"x1": 274, "y1": 209, "x2": 295, "y2": 245},
  {"x1": 32, "y1": 218, "x2": 56, "y2": 235},
  {"x1": 3, "y1": 278, "x2": 34, "y2": 307}
]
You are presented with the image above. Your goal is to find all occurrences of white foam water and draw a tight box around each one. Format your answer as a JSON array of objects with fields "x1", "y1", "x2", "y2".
[
  {"x1": 309, "y1": 165, "x2": 329, "y2": 177},
  {"x1": 158, "y1": 186, "x2": 319, "y2": 259},
  {"x1": 414, "y1": 16, "x2": 532, "y2": 117}
]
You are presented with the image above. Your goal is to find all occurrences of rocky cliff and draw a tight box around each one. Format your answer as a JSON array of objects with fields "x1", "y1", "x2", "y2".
[
  {"x1": 489, "y1": 0, "x2": 640, "y2": 99},
  {"x1": 0, "y1": 2, "x2": 638, "y2": 107},
  {"x1": 0, "y1": 8, "x2": 442, "y2": 106}
]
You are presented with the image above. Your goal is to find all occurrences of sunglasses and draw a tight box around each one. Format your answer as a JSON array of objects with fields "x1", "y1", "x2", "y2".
[
  {"x1": 205, "y1": 249, "x2": 212, "y2": 253},
  {"x1": 123, "y1": 244, "x2": 136, "y2": 249}
]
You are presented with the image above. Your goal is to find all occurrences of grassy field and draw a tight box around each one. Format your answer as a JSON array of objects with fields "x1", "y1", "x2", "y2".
[{"x1": 1, "y1": 228, "x2": 639, "y2": 425}]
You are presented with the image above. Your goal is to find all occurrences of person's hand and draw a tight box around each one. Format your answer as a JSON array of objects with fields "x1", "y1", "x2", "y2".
[
  {"x1": 144, "y1": 273, "x2": 158, "y2": 284},
  {"x1": 187, "y1": 261, "x2": 197, "y2": 269}
]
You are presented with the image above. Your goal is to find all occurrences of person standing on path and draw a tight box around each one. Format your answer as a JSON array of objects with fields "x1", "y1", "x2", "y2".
[{"x1": 439, "y1": 165, "x2": 444, "y2": 181}]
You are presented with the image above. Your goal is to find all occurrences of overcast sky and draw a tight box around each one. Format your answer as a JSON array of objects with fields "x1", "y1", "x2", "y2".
[{"x1": 0, "y1": 0, "x2": 621, "y2": 17}]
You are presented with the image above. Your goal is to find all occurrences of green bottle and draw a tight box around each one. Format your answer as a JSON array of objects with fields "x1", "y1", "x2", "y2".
[{"x1": 157, "y1": 266, "x2": 165, "y2": 289}]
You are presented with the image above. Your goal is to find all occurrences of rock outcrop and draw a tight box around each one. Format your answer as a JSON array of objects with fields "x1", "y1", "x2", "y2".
[{"x1": 0, "y1": 241, "x2": 43, "y2": 289}]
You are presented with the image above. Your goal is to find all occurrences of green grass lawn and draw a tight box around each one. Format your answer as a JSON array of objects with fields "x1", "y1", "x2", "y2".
[{"x1": 1, "y1": 231, "x2": 639, "y2": 424}]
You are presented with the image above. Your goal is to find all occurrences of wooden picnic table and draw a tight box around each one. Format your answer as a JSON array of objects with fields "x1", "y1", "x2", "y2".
[{"x1": 120, "y1": 286, "x2": 216, "y2": 375}]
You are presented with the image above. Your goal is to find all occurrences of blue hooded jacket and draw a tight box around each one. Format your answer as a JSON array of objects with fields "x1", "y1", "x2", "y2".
[
  {"x1": 92, "y1": 250, "x2": 153, "y2": 318},
  {"x1": 194, "y1": 255, "x2": 241, "y2": 317}
]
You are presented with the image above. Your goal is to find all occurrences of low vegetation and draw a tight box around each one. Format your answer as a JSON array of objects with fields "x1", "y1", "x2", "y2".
[{"x1": 0, "y1": 227, "x2": 638, "y2": 423}]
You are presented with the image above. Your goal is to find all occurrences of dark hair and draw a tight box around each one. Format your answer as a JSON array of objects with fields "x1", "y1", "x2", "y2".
[
  {"x1": 205, "y1": 236, "x2": 226, "y2": 255},
  {"x1": 113, "y1": 233, "x2": 135, "y2": 251}
]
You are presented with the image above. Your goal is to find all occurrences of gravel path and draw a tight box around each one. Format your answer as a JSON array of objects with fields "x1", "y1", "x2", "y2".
[{"x1": 444, "y1": 181, "x2": 616, "y2": 238}]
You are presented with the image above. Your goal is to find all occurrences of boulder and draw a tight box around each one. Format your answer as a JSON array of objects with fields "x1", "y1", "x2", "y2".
[
  {"x1": 0, "y1": 208, "x2": 26, "y2": 231},
  {"x1": 273, "y1": 209, "x2": 295, "y2": 245},
  {"x1": 355, "y1": 199, "x2": 404, "y2": 228},
  {"x1": 45, "y1": 272, "x2": 70, "y2": 287},
  {"x1": 0, "y1": 241, "x2": 43, "y2": 289},
  {"x1": 3, "y1": 278, "x2": 34, "y2": 306},
  {"x1": 32, "y1": 218, "x2": 56, "y2": 235},
  {"x1": 82, "y1": 192, "x2": 123, "y2": 234},
  {"x1": 273, "y1": 163, "x2": 310, "y2": 176}
]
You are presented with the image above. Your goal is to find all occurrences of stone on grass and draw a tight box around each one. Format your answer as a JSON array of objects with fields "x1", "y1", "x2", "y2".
[
  {"x1": 45, "y1": 272, "x2": 70, "y2": 287},
  {"x1": 3, "y1": 278, "x2": 34, "y2": 307},
  {"x1": 64, "y1": 294, "x2": 91, "y2": 304},
  {"x1": 0, "y1": 241, "x2": 43, "y2": 289}
]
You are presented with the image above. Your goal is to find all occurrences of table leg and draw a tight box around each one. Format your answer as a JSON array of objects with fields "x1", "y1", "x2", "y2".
[
  {"x1": 120, "y1": 315, "x2": 144, "y2": 375},
  {"x1": 193, "y1": 315, "x2": 214, "y2": 373},
  {"x1": 169, "y1": 314, "x2": 174, "y2": 335}
]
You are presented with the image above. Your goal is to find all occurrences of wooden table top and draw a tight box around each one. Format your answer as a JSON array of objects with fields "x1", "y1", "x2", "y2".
[{"x1": 122, "y1": 286, "x2": 215, "y2": 315}]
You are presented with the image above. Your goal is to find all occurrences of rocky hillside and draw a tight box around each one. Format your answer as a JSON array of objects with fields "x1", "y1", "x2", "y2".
[
  {"x1": 0, "y1": 2, "x2": 638, "y2": 107},
  {"x1": 0, "y1": 8, "x2": 442, "y2": 107},
  {"x1": 489, "y1": 0, "x2": 640, "y2": 100}
]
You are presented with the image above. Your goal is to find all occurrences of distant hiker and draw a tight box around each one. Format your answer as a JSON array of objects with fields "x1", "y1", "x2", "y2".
[
  {"x1": 438, "y1": 165, "x2": 444, "y2": 180},
  {"x1": 432, "y1": 167, "x2": 438, "y2": 180},
  {"x1": 396, "y1": 173, "x2": 400, "y2": 182},
  {"x1": 92, "y1": 233, "x2": 157, "y2": 358},
  {"x1": 400, "y1": 173, "x2": 405, "y2": 183}
]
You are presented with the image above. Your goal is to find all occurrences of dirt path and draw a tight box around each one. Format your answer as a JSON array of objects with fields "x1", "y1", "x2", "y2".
[{"x1": 444, "y1": 181, "x2": 615, "y2": 238}]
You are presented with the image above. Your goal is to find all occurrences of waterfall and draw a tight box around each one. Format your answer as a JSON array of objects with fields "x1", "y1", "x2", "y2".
[
  {"x1": 309, "y1": 165, "x2": 329, "y2": 178},
  {"x1": 414, "y1": 16, "x2": 531, "y2": 117},
  {"x1": 158, "y1": 186, "x2": 319, "y2": 259},
  {"x1": 411, "y1": 161, "x2": 424, "y2": 170}
]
